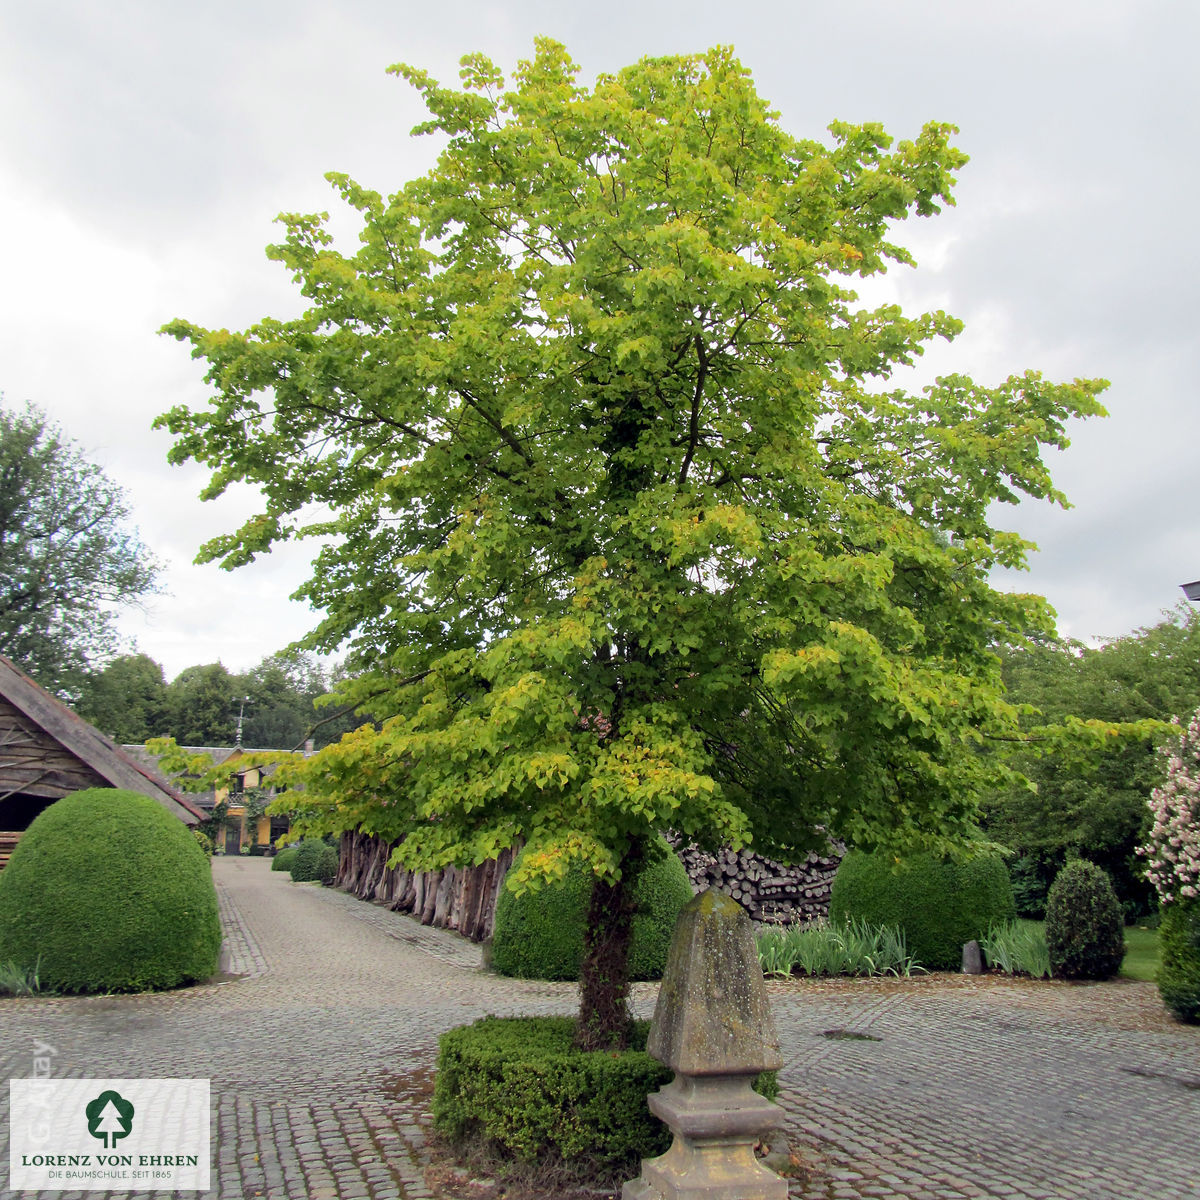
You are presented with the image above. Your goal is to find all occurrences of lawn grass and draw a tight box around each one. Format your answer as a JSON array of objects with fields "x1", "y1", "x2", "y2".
[
  {"x1": 1014, "y1": 920, "x2": 1159, "y2": 981},
  {"x1": 1121, "y1": 925, "x2": 1160, "y2": 982}
]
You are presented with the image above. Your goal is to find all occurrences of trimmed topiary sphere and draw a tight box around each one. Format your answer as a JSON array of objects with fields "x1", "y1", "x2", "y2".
[
  {"x1": 1158, "y1": 899, "x2": 1200, "y2": 1023},
  {"x1": 1044, "y1": 859, "x2": 1125, "y2": 980},
  {"x1": 0, "y1": 788, "x2": 221, "y2": 994},
  {"x1": 491, "y1": 837, "x2": 694, "y2": 981},
  {"x1": 289, "y1": 839, "x2": 338, "y2": 883},
  {"x1": 829, "y1": 849, "x2": 1016, "y2": 971},
  {"x1": 271, "y1": 845, "x2": 299, "y2": 873}
]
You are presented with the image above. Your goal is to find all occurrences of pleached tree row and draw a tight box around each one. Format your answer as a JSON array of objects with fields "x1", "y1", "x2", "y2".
[
  {"x1": 335, "y1": 828, "x2": 842, "y2": 940},
  {"x1": 334, "y1": 830, "x2": 518, "y2": 943}
]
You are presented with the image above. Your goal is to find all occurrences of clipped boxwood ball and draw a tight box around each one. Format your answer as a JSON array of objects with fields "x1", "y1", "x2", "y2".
[
  {"x1": 491, "y1": 837, "x2": 694, "y2": 981},
  {"x1": 289, "y1": 839, "x2": 338, "y2": 883},
  {"x1": 0, "y1": 788, "x2": 221, "y2": 994},
  {"x1": 1044, "y1": 859, "x2": 1125, "y2": 980},
  {"x1": 271, "y1": 845, "x2": 299, "y2": 872},
  {"x1": 830, "y1": 849, "x2": 1015, "y2": 971},
  {"x1": 1158, "y1": 899, "x2": 1200, "y2": 1024}
]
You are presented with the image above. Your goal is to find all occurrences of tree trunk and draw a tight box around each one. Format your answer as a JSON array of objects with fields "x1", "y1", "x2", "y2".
[{"x1": 574, "y1": 838, "x2": 646, "y2": 1052}]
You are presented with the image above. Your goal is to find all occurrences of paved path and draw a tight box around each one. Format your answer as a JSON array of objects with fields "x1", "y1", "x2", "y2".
[{"x1": 2, "y1": 856, "x2": 1197, "y2": 1200}]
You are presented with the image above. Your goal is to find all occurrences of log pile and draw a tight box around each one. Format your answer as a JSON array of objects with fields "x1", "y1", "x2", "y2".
[
  {"x1": 666, "y1": 835, "x2": 844, "y2": 925},
  {"x1": 334, "y1": 830, "x2": 518, "y2": 944}
]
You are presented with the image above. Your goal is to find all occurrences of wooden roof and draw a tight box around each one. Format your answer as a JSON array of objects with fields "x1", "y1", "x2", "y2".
[{"x1": 0, "y1": 654, "x2": 203, "y2": 826}]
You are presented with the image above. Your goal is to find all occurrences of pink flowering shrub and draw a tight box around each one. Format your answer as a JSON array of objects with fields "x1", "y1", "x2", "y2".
[{"x1": 1138, "y1": 708, "x2": 1200, "y2": 906}]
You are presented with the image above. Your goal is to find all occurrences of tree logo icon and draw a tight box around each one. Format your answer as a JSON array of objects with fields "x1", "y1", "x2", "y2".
[{"x1": 85, "y1": 1090, "x2": 135, "y2": 1149}]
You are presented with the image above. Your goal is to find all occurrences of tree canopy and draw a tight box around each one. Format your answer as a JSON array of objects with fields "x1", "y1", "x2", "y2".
[
  {"x1": 0, "y1": 399, "x2": 159, "y2": 694},
  {"x1": 158, "y1": 42, "x2": 1107, "y2": 1043}
]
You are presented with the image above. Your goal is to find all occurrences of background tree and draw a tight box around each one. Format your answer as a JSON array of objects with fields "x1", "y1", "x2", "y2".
[
  {"x1": 162, "y1": 662, "x2": 239, "y2": 745},
  {"x1": 159, "y1": 43, "x2": 1107, "y2": 1047},
  {"x1": 78, "y1": 647, "x2": 359, "y2": 748},
  {"x1": 982, "y1": 605, "x2": 1200, "y2": 918},
  {"x1": 0, "y1": 399, "x2": 159, "y2": 694},
  {"x1": 76, "y1": 653, "x2": 169, "y2": 743}
]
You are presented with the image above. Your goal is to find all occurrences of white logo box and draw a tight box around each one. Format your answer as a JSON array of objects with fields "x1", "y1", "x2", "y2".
[{"x1": 10, "y1": 1078, "x2": 210, "y2": 1192}]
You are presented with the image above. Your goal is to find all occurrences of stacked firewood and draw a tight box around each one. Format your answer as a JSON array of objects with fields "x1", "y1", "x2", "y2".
[{"x1": 666, "y1": 835, "x2": 844, "y2": 925}]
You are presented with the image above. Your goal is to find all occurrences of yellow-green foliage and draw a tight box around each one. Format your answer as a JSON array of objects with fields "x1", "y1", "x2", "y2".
[
  {"x1": 830, "y1": 849, "x2": 1015, "y2": 971},
  {"x1": 0, "y1": 788, "x2": 221, "y2": 993},
  {"x1": 491, "y1": 837, "x2": 693, "y2": 981}
]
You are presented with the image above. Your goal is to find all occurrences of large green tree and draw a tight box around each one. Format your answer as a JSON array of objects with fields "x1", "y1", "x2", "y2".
[
  {"x1": 0, "y1": 400, "x2": 159, "y2": 694},
  {"x1": 159, "y1": 43, "x2": 1106, "y2": 1046},
  {"x1": 983, "y1": 606, "x2": 1200, "y2": 917}
]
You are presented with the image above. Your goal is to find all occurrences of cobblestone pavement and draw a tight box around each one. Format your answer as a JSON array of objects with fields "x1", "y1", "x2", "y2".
[{"x1": 2, "y1": 856, "x2": 1198, "y2": 1200}]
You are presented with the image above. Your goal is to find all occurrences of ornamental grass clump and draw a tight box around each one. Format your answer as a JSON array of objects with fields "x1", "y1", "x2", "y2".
[
  {"x1": 981, "y1": 920, "x2": 1051, "y2": 979},
  {"x1": 0, "y1": 788, "x2": 221, "y2": 994},
  {"x1": 1043, "y1": 860, "x2": 1124, "y2": 980},
  {"x1": 1138, "y1": 708, "x2": 1200, "y2": 1022},
  {"x1": 757, "y1": 918, "x2": 923, "y2": 978}
]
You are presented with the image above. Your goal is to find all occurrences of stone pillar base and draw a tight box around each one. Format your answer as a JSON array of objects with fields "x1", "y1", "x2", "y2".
[{"x1": 622, "y1": 1075, "x2": 786, "y2": 1200}]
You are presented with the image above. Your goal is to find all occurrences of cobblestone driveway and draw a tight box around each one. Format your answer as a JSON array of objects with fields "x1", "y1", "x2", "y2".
[{"x1": 2, "y1": 856, "x2": 1197, "y2": 1200}]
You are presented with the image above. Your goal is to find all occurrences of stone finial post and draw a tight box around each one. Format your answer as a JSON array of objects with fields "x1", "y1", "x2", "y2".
[{"x1": 623, "y1": 888, "x2": 787, "y2": 1200}]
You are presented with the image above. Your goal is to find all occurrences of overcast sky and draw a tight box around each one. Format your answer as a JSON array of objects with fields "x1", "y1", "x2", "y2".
[{"x1": 1, "y1": 1, "x2": 1196, "y2": 681}]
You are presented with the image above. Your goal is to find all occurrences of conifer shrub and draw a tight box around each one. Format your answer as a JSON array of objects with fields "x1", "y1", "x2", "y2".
[
  {"x1": 490, "y1": 836, "x2": 693, "y2": 981},
  {"x1": 434, "y1": 1016, "x2": 777, "y2": 1175},
  {"x1": 271, "y1": 845, "x2": 299, "y2": 872},
  {"x1": 0, "y1": 788, "x2": 221, "y2": 993},
  {"x1": 829, "y1": 849, "x2": 1015, "y2": 970},
  {"x1": 289, "y1": 838, "x2": 338, "y2": 883},
  {"x1": 1157, "y1": 899, "x2": 1200, "y2": 1023},
  {"x1": 1043, "y1": 859, "x2": 1125, "y2": 980}
]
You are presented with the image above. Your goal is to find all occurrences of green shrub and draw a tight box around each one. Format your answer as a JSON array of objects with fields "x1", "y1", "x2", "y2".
[
  {"x1": 1157, "y1": 899, "x2": 1200, "y2": 1023},
  {"x1": 757, "y1": 918, "x2": 923, "y2": 978},
  {"x1": 434, "y1": 1016, "x2": 777, "y2": 1174},
  {"x1": 490, "y1": 836, "x2": 693, "y2": 981},
  {"x1": 289, "y1": 839, "x2": 338, "y2": 883},
  {"x1": 0, "y1": 788, "x2": 221, "y2": 994},
  {"x1": 981, "y1": 920, "x2": 1051, "y2": 979},
  {"x1": 829, "y1": 850, "x2": 1015, "y2": 971},
  {"x1": 1044, "y1": 859, "x2": 1125, "y2": 980},
  {"x1": 192, "y1": 829, "x2": 214, "y2": 856},
  {"x1": 271, "y1": 846, "x2": 299, "y2": 873}
]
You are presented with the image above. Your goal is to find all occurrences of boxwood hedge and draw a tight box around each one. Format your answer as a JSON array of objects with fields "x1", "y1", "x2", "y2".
[
  {"x1": 434, "y1": 1015, "x2": 777, "y2": 1172},
  {"x1": 490, "y1": 836, "x2": 693, "y2": 981},
  {"x1": 829, "y1": 849, "x2": 1015, "y2": 971}
]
